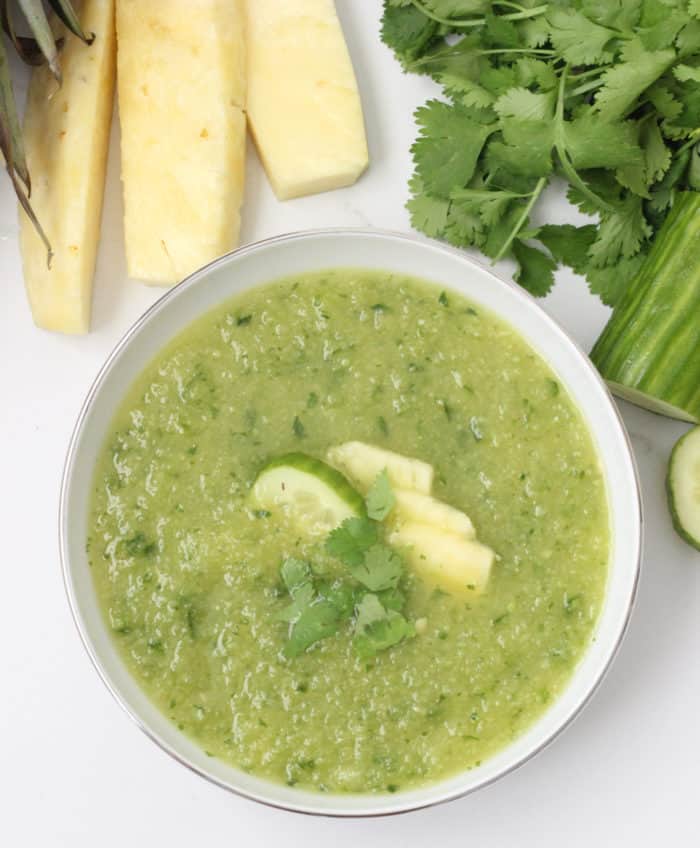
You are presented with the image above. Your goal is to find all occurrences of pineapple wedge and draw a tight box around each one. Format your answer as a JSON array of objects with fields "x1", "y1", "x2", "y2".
[
  {"x1": 392, "y1": 490, "x2": 476, "y2": 539},
  {"x1": 117, "y1": 0, "x2": 246, "y2": 285},
  {"x1": 390, "y1": 523, "x2": 495, "y2": 596},
  {"x1": 327, "y1": 442, "x2": 434, "y2": 494},
  {"x1": 19, "y1": 0, "x2": 116, "y2": 334},
  {"x1": 245, "y1": 0, "x2": 368, "y2": 200}
]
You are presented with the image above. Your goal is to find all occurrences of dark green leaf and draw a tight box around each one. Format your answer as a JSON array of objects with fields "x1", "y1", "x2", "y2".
[
  {"x1": 513, "y1": 240, "x2": 557, "y2": 297},
  {"x1": 537, "y1": 224, "x2": 597, "y2": 273},
  {"x1": 412, "y1": 99, "x2": 494, "y2": 197},
  {"x1": 585, "y1": 253, "x2": 647, "y2": 306},
  {"x1": 380, "y1": 2, "x2": 439, "y2": 63}
]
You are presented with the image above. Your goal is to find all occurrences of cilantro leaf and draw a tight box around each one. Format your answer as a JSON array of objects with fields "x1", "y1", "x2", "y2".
[
  {"x1": 588, "y1": 194, "x2": 652, "y2": 267},
  {"x1": 537, "y1": 224, "x2": 597, "y2": 273},
  {"x1": 513, "y1": 240, "x2": 557, "y2": 297},
  {"x1": 353, "y1": 594, "x2": 415, "y2": 660},
  {"x1": 494, "y1": 88, "x2": 554, "y2": 121},
  {"x1": 280, "y1": 557, "x2": 312, "y2": 594},
  {"x1": 284, "y1": 600, "x2": 341, "y2": 658},
  {"x1": 563, "y1": 112, "x2": 644, "y2": 171},
  {"x1": 491, "y1": 120, "x2": 554, "y2": 178},
  {"x1": 677, "y1": 19, "x2": 700, "y2": 56},
  {"x1": 639, "y1": 11, "x2": 689, "y2": 51},
  {"x1": 547, "y1": 9, "x2": 616, "y2": 65},
  {"x1": 325, "y1": 517, "x2": 378, "y2": 567},
  {"x1": 407, "y1": 178, "x2": 449, "y2": 237},
  {"x1": 349, "y1": 544, "x2": 404, "y2": 592},
  {"x1": 412, "y1": 100, "x2": 494, "y2": 198},
  {"x1": 444, "y1": 199, "x2": 485, "y2": 247},
  {"x1": 278, "y1": 583, "x2": 315, "y2": 623},
  {"x1": 366, "y1": 469, "x2": 396, "y2": 521},
  {"x1": 380, "y1": 2, "x2": 438, "y2": 63},
  {"x1": 376, "y1": 586, "x2": 406, "y2": 612},
  {"x1": 585, "y1": 253, "x2": 647, "y2": 307},
  {"x1": 674, "y1": 63, "x2": 700, "y2": 82},
  {"x1": 641, "y1": 119, "x2": 672, "y2": 182},
  {"x1": 593, "y1": 42, "x2": 675, "y2": 121}
]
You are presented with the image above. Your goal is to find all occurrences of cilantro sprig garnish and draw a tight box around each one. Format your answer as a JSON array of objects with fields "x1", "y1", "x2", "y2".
[
  {"x1": 277, "y1": 472, "x2": 415, "y2": 659},
  {"x1": 382, "y1": 0, "x2": 700, "y2": 305}
]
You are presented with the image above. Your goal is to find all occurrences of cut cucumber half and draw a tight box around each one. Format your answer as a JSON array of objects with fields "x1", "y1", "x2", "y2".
[
  {"x1": 667, "y1": 427, "x2": 700, "y2": 551},
  {"x1": 590, "y1": 192, "x2": 700, "y2": 424},
  {"x1": 252, "y1": 453, "x2": 365, "y2": 535}
]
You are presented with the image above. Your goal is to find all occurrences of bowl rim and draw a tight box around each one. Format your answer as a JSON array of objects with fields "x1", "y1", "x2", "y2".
[{"x1": 59, "y1": 227, "x2": 643, "y2": 817}]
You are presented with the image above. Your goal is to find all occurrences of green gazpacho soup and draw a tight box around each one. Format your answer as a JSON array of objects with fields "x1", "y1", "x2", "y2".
[{"x1": 88, "y1": 269, "x2": 609, "y2": 794}]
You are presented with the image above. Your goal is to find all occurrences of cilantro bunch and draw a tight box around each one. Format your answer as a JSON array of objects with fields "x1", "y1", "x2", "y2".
[
  {"x1": 277, "y1": 472, "x2": 415, "y2": 659},
  {"x1": 382, "y1": 0, "x2": 700, "y2": 304}
]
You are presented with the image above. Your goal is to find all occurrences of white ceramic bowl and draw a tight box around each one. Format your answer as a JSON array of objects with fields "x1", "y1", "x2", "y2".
[{"x1": 60, "y1": 229, "x2": 642, "y2": 817}]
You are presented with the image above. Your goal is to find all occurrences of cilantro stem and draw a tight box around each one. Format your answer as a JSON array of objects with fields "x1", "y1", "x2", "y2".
[
  {"x1": 566, "y1": 78, "x2": 606, "y2": 98},
  {"x1": 568, "y1": 65, "x2": 611, "y2": 81},
  {"x1": 411, "y1": 46, "x2": 554, "y2": 69},
  {"x1": 677, "y1": 131, "x2": 700, "y2": 155},
  {"x1": 409, "y1": 0, "x2": 548, "y2": 28},
  {"x1": 553, "y1": 66, "x2": 613, "y2": 212},
  {"x1": 492, "y1": 178, "x2": 547, "y2": 262}
]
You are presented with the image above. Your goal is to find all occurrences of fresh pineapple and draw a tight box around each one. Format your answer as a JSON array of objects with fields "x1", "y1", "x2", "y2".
[
  {"x1": 245, "y1": 0, "x2": 368, "y2": 200},
  {"x1": 391, "y1": 490, "x2": 476, "y2": 539},
  {"x1": 327, "y1": 442, "x2": 434, "y2": 494},
  {"x1": 19, "y1": 0, "x2": 116, "y2": 334},
  {"x1": 390, "y1": 523, "x2": 495, "y2": 596},
  {"x1": 116, "y1": 0, "x2": 246, "y2": 285}
]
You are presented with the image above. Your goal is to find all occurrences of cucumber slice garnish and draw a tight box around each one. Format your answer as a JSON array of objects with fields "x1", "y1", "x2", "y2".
[
  {"x1": 667, "y1": 426, "x2": 700, "y2": 551},
  {"x1": 252, "y1": 453, "x2": 365, "y2": 535}
]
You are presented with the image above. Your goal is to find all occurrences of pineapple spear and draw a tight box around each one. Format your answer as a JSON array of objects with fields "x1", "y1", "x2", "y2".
[{"x1": 0, "y1": 0, "x2": 91, "y2": 262}]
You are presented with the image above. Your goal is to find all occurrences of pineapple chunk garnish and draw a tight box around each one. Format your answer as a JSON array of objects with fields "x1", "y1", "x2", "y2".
[
  {"x1": 117, "y1": 0, "x2": 246, "y2": 285},
  {"x1": 327, "y1": 442, "x2": 434, "y2": 494},
  {"x1": 390, "y1": 523, "x2": 495, "y2": 597},
  {"x1": 19, "y1": 0, "x2": 116, "y2": 334},
  {"x1": 392, "y1": 489, "x2": 476, "y2": 539},
  {"x1": 245, "y1": 0, "x2": 368, "y2": 200}
]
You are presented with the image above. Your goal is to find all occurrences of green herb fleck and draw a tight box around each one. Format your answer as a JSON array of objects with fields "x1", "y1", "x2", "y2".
[
  {"x1": 124, "y1": 532, "x2": 157, "y2": 558},
  {"x1": 292, "y1": 416, "x2": 305, "y2": 439}
]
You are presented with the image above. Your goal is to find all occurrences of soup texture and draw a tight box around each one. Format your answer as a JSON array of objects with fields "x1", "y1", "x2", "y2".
[{"x1": 88, "y1": 269, "x2": 609, "y2": 794}]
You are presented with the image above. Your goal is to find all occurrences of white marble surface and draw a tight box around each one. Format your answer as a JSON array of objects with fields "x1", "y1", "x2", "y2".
[{"x1": 1, "y1": 3, "x2": 698, "y2": 845}]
